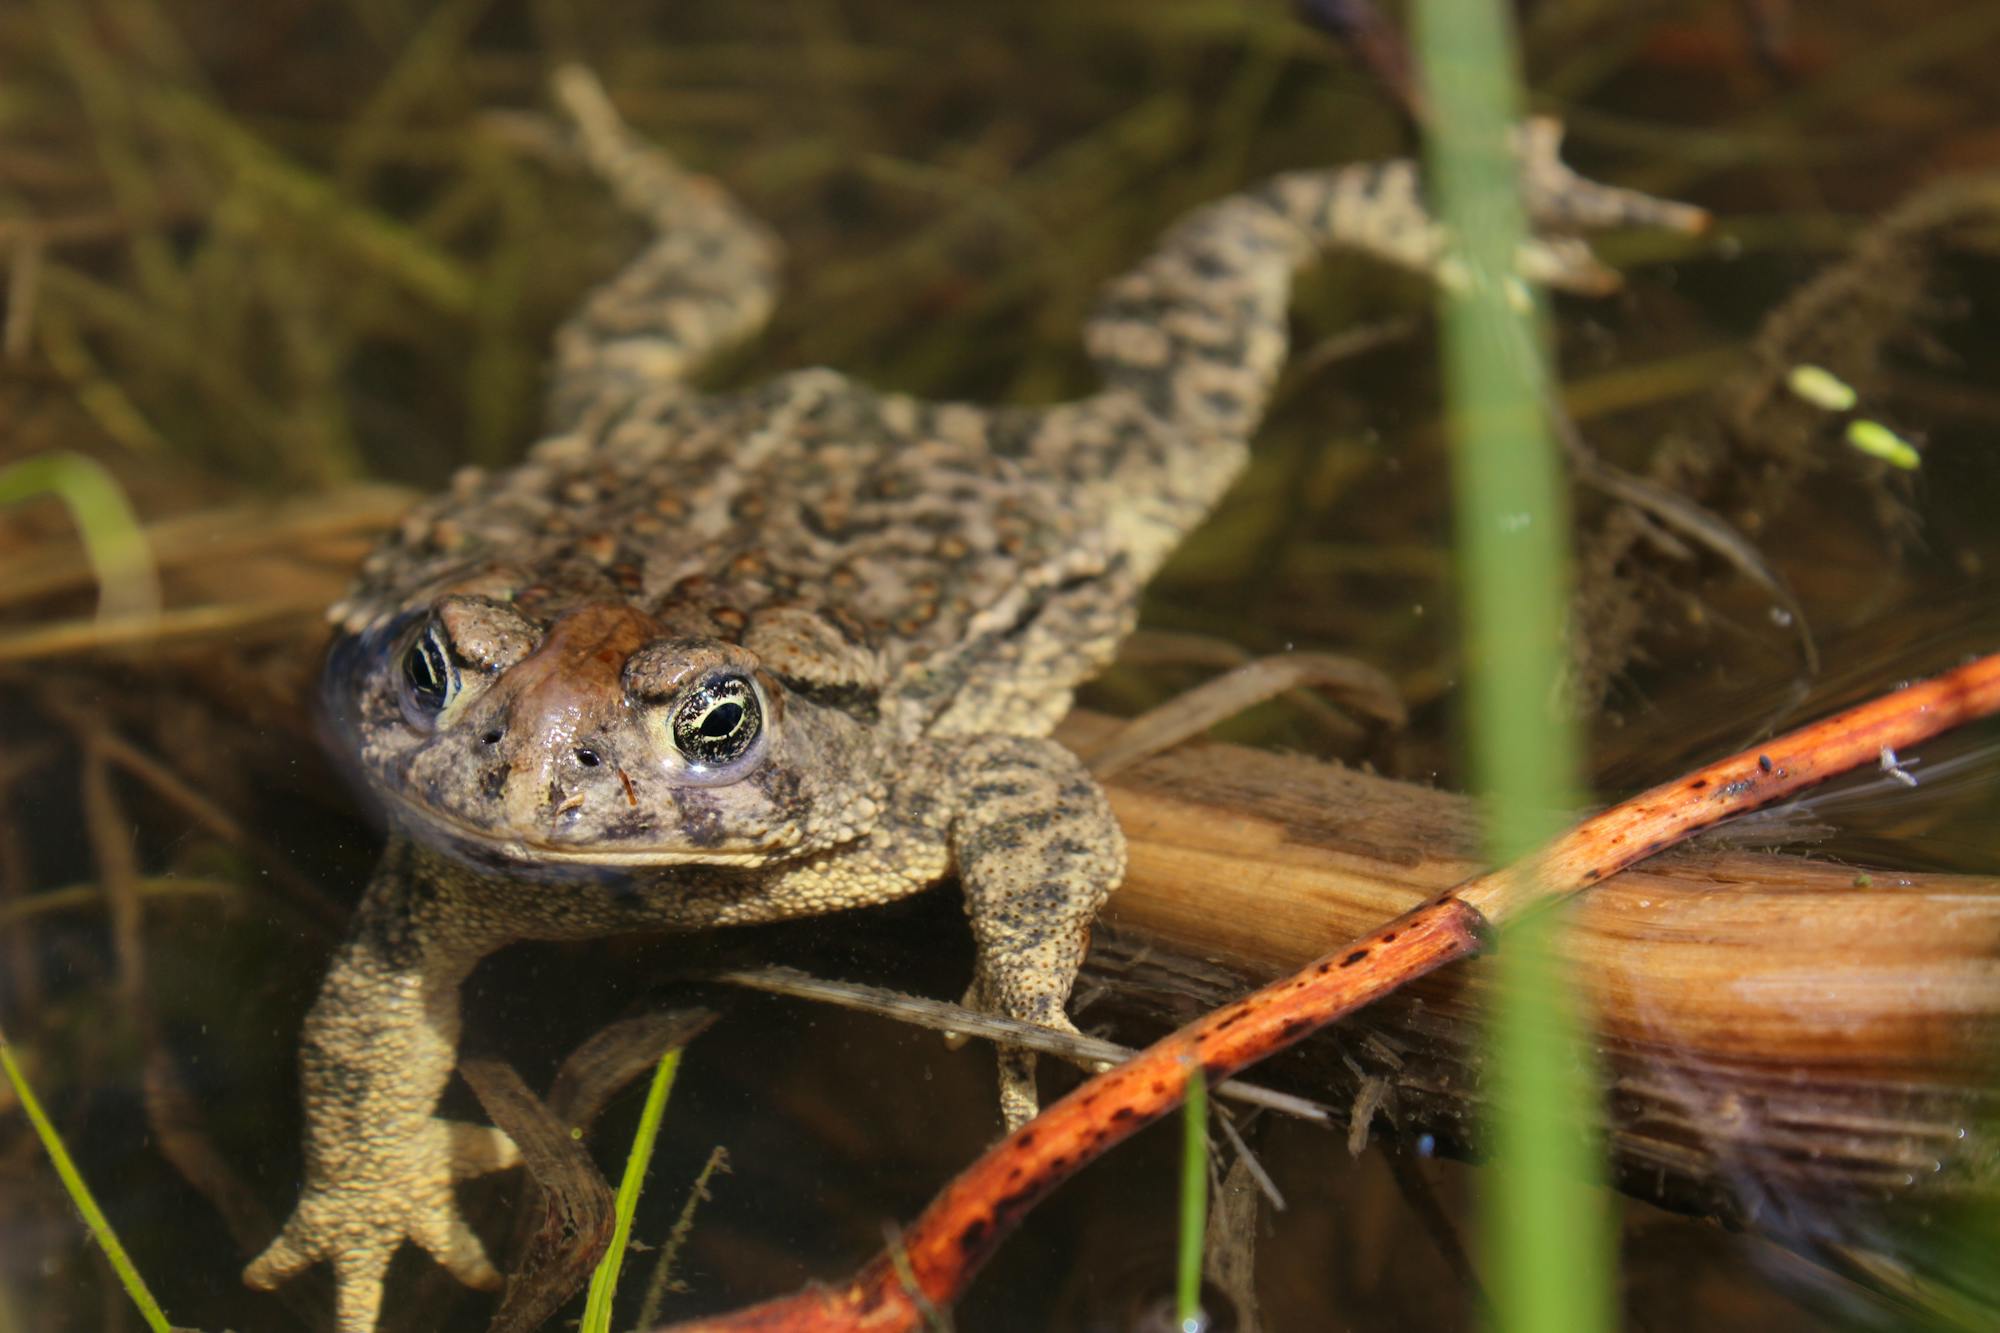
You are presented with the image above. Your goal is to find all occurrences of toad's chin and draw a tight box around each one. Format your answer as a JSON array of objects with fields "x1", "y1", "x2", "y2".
[{"x1": 380, "y1": 788, "x2": 795, "y2": 878}]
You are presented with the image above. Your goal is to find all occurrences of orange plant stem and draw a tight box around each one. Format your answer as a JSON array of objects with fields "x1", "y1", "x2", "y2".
[
  {"x1": 658, "y1": 649, "x2": 2000, "y2": 1333},
  {"x1": 1457, "y1": 650, "x2": 2000, "y2": 919}
]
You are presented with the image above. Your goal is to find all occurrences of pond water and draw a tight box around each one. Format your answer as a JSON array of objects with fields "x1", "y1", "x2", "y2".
[{"x1": 1, "y1": 2, "x2": 1997, "y2": 1330}]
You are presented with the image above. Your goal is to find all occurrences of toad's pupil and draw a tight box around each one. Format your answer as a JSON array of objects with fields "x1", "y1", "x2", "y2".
[
  {"x1": 701, "y1": 701, "x2": 743, "y2": 737},
  {"x1": 405, "y1": 637, "x2": 449, "y2": 703}
]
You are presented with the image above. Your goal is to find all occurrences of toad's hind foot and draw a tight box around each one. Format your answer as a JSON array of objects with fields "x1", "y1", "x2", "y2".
[{"x1": 243, "y1": 1118, "x2": 520, "y2": 1333}]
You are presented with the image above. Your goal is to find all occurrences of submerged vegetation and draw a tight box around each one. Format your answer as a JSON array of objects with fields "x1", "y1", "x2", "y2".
[{"x1": 2, "y1": 1, "x2": 1999, "y2": 1330}]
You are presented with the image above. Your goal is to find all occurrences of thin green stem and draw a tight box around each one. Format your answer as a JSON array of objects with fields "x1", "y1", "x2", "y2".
[
  {"x1": 0, "y1": 1029, "x2": 171, "y2": 1333},
  {"x1": 581, "y1": 1046, "x2": 683, "y2": 1333},
  {"x1": 1175, "y1": 1062, "x2": 1209, "y2": 1330},
  {"x1": 1411, "y1": 0, "x2": 1612, "y2": 1330}
]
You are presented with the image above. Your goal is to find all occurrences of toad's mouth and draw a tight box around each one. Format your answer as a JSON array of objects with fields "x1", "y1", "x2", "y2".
[{"x1": 381, "y1": 785, "x2": 784, "y2": 870}]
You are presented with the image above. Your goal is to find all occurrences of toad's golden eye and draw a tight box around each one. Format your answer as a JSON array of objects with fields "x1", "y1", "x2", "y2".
[
  {"x1": 671, "y1": 674, "x2": 762, "y2": 767},
  {"x1": 400, "y1": 623, "x2": 458, "y2": 718}
]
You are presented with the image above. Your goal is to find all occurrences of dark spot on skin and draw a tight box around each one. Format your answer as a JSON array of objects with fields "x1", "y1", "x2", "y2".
[
  {"x1": 1014, "y1": 812, "x2": 1055, "y2": 834},
  {"x1": 669, "y1": 787, "x2": 727, "y2": 848},
  {"x1": 1758, "y1": 754, "x2": 1774, "y2": 773},
  {"x1": 1279, "y1": 1017, "x2": 1314, "y2": 1039},
  {"x1": 962, "y1": 827, "x2": 1024, "y2": 857},
  {"x1": 1381, "y1": 932, "x2": 1397, "y2": 943},
  {"x1": 1212, "y1": 1009, "x2": 1249, "y2": 1031},
  {"x1": 1201, "y1": 389, "x2": 1243, "y2": 420},
  {"x1": 300, "y1": 1048, "x2": 375, "y2": 1103},
  {"x1": 796, "y1": 505, "x2": 847, "y2": 542},
  {"x1": 1689, "y1": 778, "x2": 1708, "y2": 790},
  {"x1": 1583, "y1": 868, "x2": 1601, "y2": 881},
  {"x1": 1339, "y1": 949, "x2": 1369, "y2": 968},
  {"x1": 751, "y1": 761, "x2": 803, "y2": 810},
  {"x1": 1015, "y1": 1128, "x2": 1036, "y2": 1148},
  {"x1": 773, "y1": 675, "x2": 880, "y2": 722},
  {"x1": 1109, "y1": 1106, "x2": 1137, "y2": 1123}
]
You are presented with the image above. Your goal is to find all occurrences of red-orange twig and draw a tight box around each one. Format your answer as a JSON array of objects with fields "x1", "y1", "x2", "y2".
[
  {"x1": 657, "y1": 650, "x2": 2000, "y2": 1333},
  {"x1": 1458, "y1": 650, "x2": 2000, "y2": 920}
]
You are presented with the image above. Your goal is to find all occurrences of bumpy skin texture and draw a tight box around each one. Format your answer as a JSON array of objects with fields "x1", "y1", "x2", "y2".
[{"x1": 244, "y1": 68, "x2": 1702, "y2": 1332}]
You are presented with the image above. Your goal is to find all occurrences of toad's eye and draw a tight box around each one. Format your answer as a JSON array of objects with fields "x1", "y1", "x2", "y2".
[
  {"x1": 670, "y1": 674, "x2": 762, "y2": 768},
  {"x1": 400, "y1": 624, "x2": 458, "y2": 719}
]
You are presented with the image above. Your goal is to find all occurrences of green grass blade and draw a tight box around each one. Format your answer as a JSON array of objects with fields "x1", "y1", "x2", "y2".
[
  {"x1": 0, "y1": 452, "x2": 159, "y2": 622},
  {"x1": 580, "y1": 1046, "x2": 682, "y2": 1333},
  {"x1": 0, "y1": 1029, "x2": 172, "y2": 1333},
  {"x1": 1175, "y1": 1062, "x2": 1210, "y2": 1329},
  {"x1": 1411, "y1": 0, "x2": 1614, "y2": 1330}
]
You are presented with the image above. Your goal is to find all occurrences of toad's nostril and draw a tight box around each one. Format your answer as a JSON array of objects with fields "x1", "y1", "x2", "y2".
[
  {"x1": 481, "y1": 728, "x2": 504, "y2": 746},
  {"x1": 574, "y1": 747, "x2": 602, "y2": 767}
]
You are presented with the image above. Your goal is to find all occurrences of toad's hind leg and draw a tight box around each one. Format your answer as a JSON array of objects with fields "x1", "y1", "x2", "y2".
[
  {"x1": 544, "y1": 66, "x2": 782, "y2": 429},
  {"x1": 947, "y1": 736, "x2": 1126, "y2": 1128},
  {"x1": 1061, "y1": 120, "x2": 1706, "y2": 572}
]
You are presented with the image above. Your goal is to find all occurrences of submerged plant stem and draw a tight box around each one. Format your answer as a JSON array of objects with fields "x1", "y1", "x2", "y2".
[
  {"x1": 581, "y1": 1047, "x2": 683, "y2": 1333},
  {"x1": 0, "y1": 1030, "x2": 172, "y2": 1333},
  {"x1": 1176, "y1": 1063, "x2": 1209, "y2": 1329}
]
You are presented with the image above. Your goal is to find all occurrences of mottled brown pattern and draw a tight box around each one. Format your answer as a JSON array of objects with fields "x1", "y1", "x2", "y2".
[{"x1": 246, "y1": 68, "x2": 1702, "y2": 1332}]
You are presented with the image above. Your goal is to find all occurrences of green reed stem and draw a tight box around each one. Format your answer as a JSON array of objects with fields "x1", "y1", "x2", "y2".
[
  {"x1": 0, "y1": 1029, "x2": 171, "y2": 1333},
  {"x1": 581, "y1": 1046, "x2": 683, "y2": 1333},
  {"x1": 1175, "y1": 1062, "x2": 1210, "y2": 1329},
  {"x1": 1412, "y1": 0, "x2": 1613, "y2": 1330}
]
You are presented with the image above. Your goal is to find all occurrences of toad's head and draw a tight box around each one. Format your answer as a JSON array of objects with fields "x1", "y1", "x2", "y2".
[{"x1": 327, "y1": 595, "x2": 889, "y2": 871}]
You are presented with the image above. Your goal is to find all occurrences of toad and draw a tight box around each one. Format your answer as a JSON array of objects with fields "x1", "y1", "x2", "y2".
[{"x1": 245, "y1": 67, "x2": 1701, "y2": 1331}]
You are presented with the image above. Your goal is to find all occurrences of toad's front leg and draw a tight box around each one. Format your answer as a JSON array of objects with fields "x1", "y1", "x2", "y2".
[
  {"x1": 244, "y1": 840, "x2": 522, "y2": 1333},
  {"x1": 946, "y1": 735, "x2": 1127, "y2": 1128}
]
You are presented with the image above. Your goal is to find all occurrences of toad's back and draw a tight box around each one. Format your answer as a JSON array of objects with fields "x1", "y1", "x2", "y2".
[{"x1": 333, "y1": 373, "x2": 1118, "y2": 694}]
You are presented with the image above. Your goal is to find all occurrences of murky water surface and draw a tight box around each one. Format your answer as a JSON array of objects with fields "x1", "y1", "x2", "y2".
[{"x1": 2, "y1": 2, "x2": 1998, "y2": 1330}]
